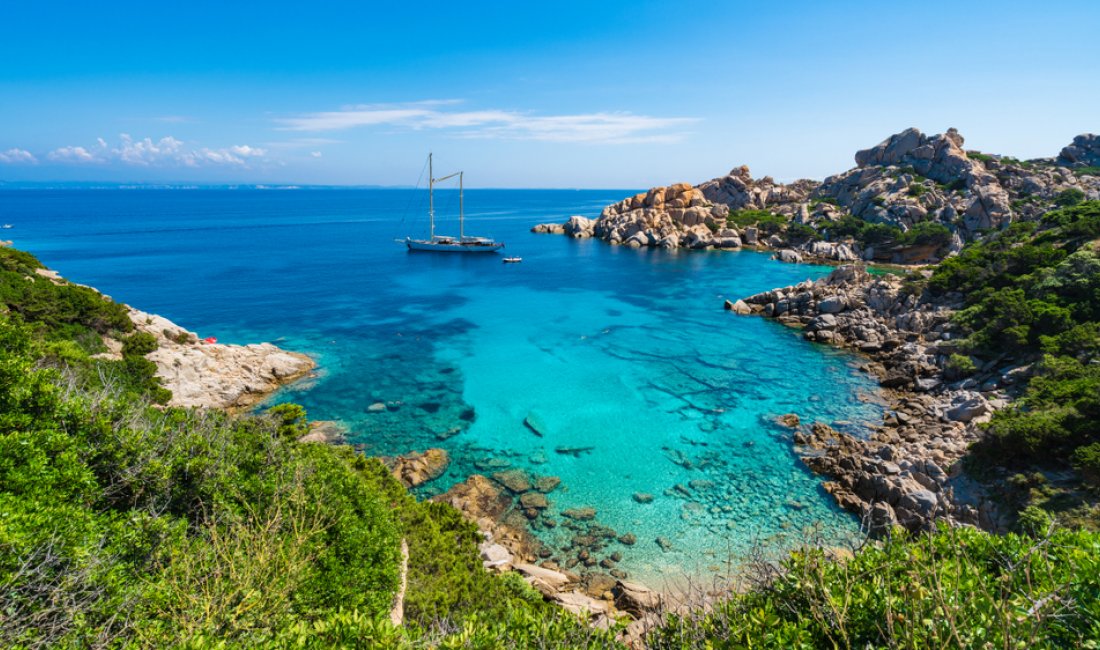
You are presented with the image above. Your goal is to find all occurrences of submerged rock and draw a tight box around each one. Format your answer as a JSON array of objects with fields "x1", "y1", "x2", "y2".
[
  {"x1": 493, "y1": 469, "x2": 533, "y2": 493},
  {"x1": 562, "y1": 507, "x2": 597, "y2": 521}
]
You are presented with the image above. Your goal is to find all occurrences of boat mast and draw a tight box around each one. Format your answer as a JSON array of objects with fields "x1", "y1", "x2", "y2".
[
  {"x1": 428, "y1": 153, "x2": 435, "y2": 240},
  {"x1": 459, "y1": 171, "x2": 464, "y2": 239}
]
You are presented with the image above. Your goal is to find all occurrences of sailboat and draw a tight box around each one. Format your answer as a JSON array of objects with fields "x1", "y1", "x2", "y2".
[{"x1": 405, "y1": 154, "x2": 504, "y2": 253}]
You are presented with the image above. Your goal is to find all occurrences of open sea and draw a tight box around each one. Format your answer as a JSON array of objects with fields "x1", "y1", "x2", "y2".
[{"x1": 0, "y1": 188, "x2": 883, "y2": 585}]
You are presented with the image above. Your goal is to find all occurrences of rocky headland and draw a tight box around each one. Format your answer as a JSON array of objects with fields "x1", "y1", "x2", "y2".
[{"x1": 534, "y1": 128, "x2": 1100, "y2": 265}]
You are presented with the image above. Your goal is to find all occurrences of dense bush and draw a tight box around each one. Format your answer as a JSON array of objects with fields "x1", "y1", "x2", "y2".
[
  {"x1": 932, "y1": 202, "x2": 1100, "y2": 478},
  {"x1": 1054, "y1": 187, "x2": 1087, "y2": 207},
  {"x1": 647, "y1": 526, "x2": 1100, "y2": 649},
  {"x1": 0, "y1": 247, "x2": 133, "y2": 347},
  {"x1": 895, "y1": 221, "x2": 952, "y2": 248},
  {"x1": 727, "y1": 209, "x2": 786, "y2": 235},
  {"x1": 825, "y1": 215, "x2": 902, "y2": 247}
]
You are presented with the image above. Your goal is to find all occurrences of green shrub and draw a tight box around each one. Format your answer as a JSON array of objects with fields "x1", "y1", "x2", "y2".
[
  {"x1": 1054, "y1": 187, "x2": 1087, "y2": 207},
  {"x1": 727, "y1": 209, "x2": 786, "y2": 235},
  {"x1": 896, "y1": 221, "x2": 952, "y2": 249},
  {"x1": 647, "y1": 526, "x2": 1100, "y2": 649},
  {"x1": 784, "y1": 222, "x2": 821, "y2": 244},
  {"x1": 945, "y1": 353, "x2": 977, "y2": 378},
  {"x1": 1073, "y1": 443, "x2": 1100, "y2": 484},
  {"x1": 907, "y1": 182, "x2": 928, "y2": 197}
]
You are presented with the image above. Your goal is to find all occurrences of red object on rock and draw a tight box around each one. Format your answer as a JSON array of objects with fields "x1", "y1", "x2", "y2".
[{"x1": 202, "y1": 336, "x2": 217, "y2": 344}]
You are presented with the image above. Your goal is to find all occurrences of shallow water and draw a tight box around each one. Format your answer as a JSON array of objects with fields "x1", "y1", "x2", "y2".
[{"x1": 2, "y1": 189, "x2": 883, "y2": 583}]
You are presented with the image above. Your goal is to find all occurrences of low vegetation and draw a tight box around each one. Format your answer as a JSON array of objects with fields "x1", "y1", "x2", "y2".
[
  {"x1": 649, "y1": 526, "x2": 1100, "y2": 649},
  {"x1": 928, "y1": 202, "x2": 1100, "y2": 496}
]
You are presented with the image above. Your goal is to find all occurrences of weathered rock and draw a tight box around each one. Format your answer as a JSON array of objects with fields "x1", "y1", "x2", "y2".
[
  {"x1": 613, "y1": 580, "x2": 661, "y2": 616},
  {"x1": 724, "y1": 298, "x2": 752, "y2": 314},
  {"x1": 534, "y1": 475, "x2": 561, "y2": 493},
  {"x1": 131, "y1": 308, "x2": 315, "y2": 410},
  {"x1": 774, "y1": 249, "x2": 803, "y2": 264},
  {"x1": 514, "y1": 562, "x2": 571, "y2": 595},
  {"x1": 493, "y1": 469, "x2": 533, "y2": 493},
  {"x1": 390, "y1": 448, "x2": 450, "y2": 488},
  {"x1": 632, "y1": 492, "x2": 654, "y2": 504},
  {"x1": 519, "y1": 492, "x2": 549, "y2": 510},
  {"x1": 551, "y1": 590, "x2": 610, "y2": 617},
  {"x1": 562, "y1": 507, "x2": 597, "y2": 521}
]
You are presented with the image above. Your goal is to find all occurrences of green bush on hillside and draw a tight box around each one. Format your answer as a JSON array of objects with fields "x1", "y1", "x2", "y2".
[
  {"x1": 934, "y1": 203, "x2": 1100, "y2": 477},
  {"x1": 1054, "y1": 187, "x2": 1087, "y2": 207},
  {"x1": 727, "y1": 209, "x2": 786, "y2": 235},
  {"x1": 647, "y1": 526, "x2": 1100, "y2": 649}
]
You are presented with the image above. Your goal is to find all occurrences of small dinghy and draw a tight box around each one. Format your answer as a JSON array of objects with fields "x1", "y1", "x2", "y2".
[{"x1": 502, "y1": 257, "x2": 523, "y2": 264}]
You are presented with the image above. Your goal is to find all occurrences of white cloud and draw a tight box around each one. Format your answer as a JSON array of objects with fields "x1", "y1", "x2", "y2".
[
  {"x1": 44, "y1": 135, "x2": 268, "y2": 167},
  {"x1": 310, "y1": 151, "x2": 322, "y2": 158},
  {"x1": 47, "y1": 146, "x2": 98, "y2": 163},
  {"x1": 276, "y1": 101, "x2": 698, "y2": 144},
  {"x1": 0, "y1": 148, "x2": 37, "y2": 164}
]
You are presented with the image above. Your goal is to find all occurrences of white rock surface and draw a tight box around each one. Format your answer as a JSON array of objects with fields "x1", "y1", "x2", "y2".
[{"x1": 129, "y1": 308, "x2": 315, "y2": 409}]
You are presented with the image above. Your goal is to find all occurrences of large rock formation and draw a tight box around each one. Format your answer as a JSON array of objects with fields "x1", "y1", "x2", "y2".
[
  {"x1": 129, "y1": 308, "x2": 315, "y2": 410},
  {"x1": 1058, "y1": 133, "x2": 1100, "y2": 168},
  {"x1": 822, "y1": 127, "x2": 1013, "y2": 232},
  {"x1": 533, "y1": 127, "x2": 1100, "y2": 257}
]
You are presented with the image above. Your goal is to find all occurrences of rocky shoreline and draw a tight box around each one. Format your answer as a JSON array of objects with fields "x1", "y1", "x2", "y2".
[
  {"x1": 124, "y1": 308, "x2": 316, "y2": 410},
  {"x1": 382, "y1": 450, "x2": 666, "y2": 644},
  {"x1": 734, "y1": 264, "x2": 1017, "y2": 534}
]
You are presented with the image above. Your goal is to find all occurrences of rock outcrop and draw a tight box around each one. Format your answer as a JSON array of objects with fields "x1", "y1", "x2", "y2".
[
  {"x1": 737, "y1": 265, "x2": 1019, "y2": 533},
  {"x1": 1058, "y1": 133, "x2": 1100, "y2": 168},
  {"x1": 387, "y1": 448, "x2": 450, "y2": 488},
  {"x1": 532, "y1": 127, "x2": 1100, "y2": 260},
  {"x1": 129, "y1": 308, "x2": 315, "y2": 410}
]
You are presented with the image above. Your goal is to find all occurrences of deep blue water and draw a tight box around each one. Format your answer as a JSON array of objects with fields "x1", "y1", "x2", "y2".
[{"x1": 1, "y1": 189, "x2": 883, "y2": 584}]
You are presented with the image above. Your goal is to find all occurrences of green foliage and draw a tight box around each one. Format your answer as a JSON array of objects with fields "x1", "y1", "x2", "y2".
[
  {"x1": 896, "y1": 221, "x2": 952, "y2": 249},
  {"x1": 727, "y1": 209, "x2": 786, "y2": 235},
  {"x1": 828, "y1": 215, "x2": 902, "y2": 247},
  {"x1": 1054, "y1": 187, "x2": 1087, "y2": 207},
  {"x1": 0, "y1": 314, "x2": 410, "y2": 646},
  {"x1": 1016, "y1": 505, "x2": 1055, "y2": 535},
  {"x1": 647, "y1": 526, "x2": 1100, "y2": 649},
  {"x1": 907, "y1": 182, "x2": 928, "y2": 197},
  {"x1": 968, "y1": 151, "x2": 995, "y2": 163},
  {"x1": 1039, "y1": 200, "x2": 1100, "y2": 243},
  {"x1": 1075, "y1": 165, "x2": 1100, "y2": 177},
  {"x1": 944, "y1": 353, "x2": 976, "y2": 379},
  {"x1": 784, "y1": 222, "x2": 822, "y2": 244},
  {"x1": 1074, "y1": 443, "x2": 1100, "y2": 484}
]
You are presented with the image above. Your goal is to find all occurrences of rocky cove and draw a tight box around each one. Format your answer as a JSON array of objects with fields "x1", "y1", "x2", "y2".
[{"x1": 529, "y1": 127, "x2": 1100, "y2": 547}]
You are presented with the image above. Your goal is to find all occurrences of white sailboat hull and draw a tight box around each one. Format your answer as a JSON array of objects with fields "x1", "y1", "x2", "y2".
[{"x1": 405, "y1": 237, "x2": 504, "y2": 253}]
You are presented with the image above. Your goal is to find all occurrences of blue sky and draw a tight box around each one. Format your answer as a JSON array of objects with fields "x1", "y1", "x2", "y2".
[{"x1": 1, "y1": 0, "x2": 1097, "y2": 187}]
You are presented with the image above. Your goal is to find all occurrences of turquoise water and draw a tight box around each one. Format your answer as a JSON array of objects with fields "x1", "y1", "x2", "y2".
[{"x1": 2, "y1": 189, "x2": 883, "y2": 584}]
